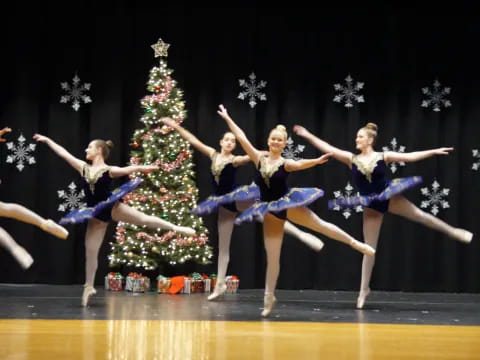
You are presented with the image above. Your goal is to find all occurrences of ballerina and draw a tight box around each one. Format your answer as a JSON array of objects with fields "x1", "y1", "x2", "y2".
[
  {"x1": 34, "y1": 134, "x2": 195, "y2": 306},
  {"x1": 294, "y1": 122, "x2": 473, "y2": 309}
]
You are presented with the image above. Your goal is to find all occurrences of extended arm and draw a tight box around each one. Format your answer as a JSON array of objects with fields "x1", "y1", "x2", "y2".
[
  {"x1": 385, "y1": 147, "x2": 454, "y2": 163},
  {"x1": 160, "y1": 117, "x2": 215, "y2": 157},
  {"x1": 33, "y1": 134, "x2": 85, "y2": 173},
  {"x1": 293, "y1": 125, "x2": 353, "y2": 166},
  {"x1": 232, "y1": 154, "x2": 251, "y2": 167},
  {"x1": 284, "y1": 153, "x2": 332, "y2": 172},
  {"x1": 109, "y1": 165, "x2": 159, "y2": 178},
  {"x1": 217, "y1": 105, "x2": 262, "y2": 165}
]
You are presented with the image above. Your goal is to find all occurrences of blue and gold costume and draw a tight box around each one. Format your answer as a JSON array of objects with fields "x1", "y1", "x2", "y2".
[
  {"x1": 235, "y1": 155, "x2": 324, "y2": 224},
  {"x1": 191, "y1": 152, "x2": 260, "y2": 215},
  {"x1": 328, "y1": 152, "x2": 422, "y2": 213},
  {"x1": 59, "y1": 164, "x2": 142, "y2": 225}
]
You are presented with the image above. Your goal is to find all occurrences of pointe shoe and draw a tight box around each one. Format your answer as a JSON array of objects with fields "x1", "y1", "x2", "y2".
[
  {"x1": 356, "y1": 288, "x2": 370, "y2": 309},
  {"x1": 261, "y1": 293, "x2": 277, "y2": 317},
  {"x1": 350, "y1": 240, "x2": 375, "y2": 256},
  {"x1": 207, "y1": 282, "x2": 227, "y2": 301},
  {"x1": 11, "y1": 246, "x2": 34, "y2": 270},
  {"x1": 82, "y1": 285, "x2": 97, "y2": 307},
  {"x1": 175, "y1": 226, "x2": 196, "y2": 236},
  {"x1": 41, "y1": 219, "x2": 69, "y2": 239},
  {"x1": 300, "y1": 233, "x2": 324, "y2": 252},
  {"x1": 452, "y1": 228, "x2": 473, "y2": 244}
]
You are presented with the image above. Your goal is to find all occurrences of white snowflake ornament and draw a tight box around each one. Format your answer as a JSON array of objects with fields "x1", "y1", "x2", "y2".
[
  {"x1": 333, "y1": 74, "x2": 365, "y2": 108},
  {"x1": 6, "y1": 133, "x2": 36, "y2": 171},
  {"x1": 382, "y1": 138, "x2": 406, "y2": 173},
  {"x1": 421, "y1": 79, "x2": 451, "y2": 112},
  {"x1": 60, "y1": 74, "x2": 92, "y2": 111},
  {"x1": 57, "y1": 182, "x2": 86, "y2": 212},
  {"x1": 238, "y1": 72, "x2": 267, "y2": 108},
  {"x1": 472, "y1": 149, "x2": 480, "y2": 171},
  {"x1": 282, "y1": 137, "x2": 305, "y2": 160},
  {"x1": 420, "y1": 179, "x2": 450, "y2": 216},
  {"x1": 331, "y1": 182, "x2": 363, "y2": 219}
]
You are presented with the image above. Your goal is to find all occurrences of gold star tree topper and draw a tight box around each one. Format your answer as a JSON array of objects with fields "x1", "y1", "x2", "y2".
[{"x1": 151, "y1": 38, "x2": 170, "y2": 58}]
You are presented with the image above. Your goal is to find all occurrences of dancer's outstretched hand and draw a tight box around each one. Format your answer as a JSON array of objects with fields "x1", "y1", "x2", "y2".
[
  {"x1": 217, "y1": 104, "x2": 229, "y2": 119},
  {"x1": 316, "y1": 152, "x2": 333, "y2": 165},
  {"x1": 33, "y1": 134, "x2": 49, "y2": 143},
  {"x1": 433, "y1": 147, "x2": 454, "y2": 155},
  {"x1": 141, "y1": 165, "x2": 159, "y2": 173},
  {"x1": 293, "y1": 125, "x2": 310, "y2": 138},
  {"x1": 0, "y1": 127, "x2": 12, "y2": 142},
  {"x1": 175, "y1": 226, "x2": 196, "y2": 236},
  {"x1": 159, "y1": 117, "x2": 178, "y2": 128}
]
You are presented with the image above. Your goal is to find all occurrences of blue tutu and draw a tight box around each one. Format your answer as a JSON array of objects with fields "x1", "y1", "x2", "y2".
[
  {"x1": 191, "y1": 183, "x2": 260, "y2": 216},
  {"x1": 235, "y1": 187, "x2": 324, "y2": 225},
  {"x1": 328, "y1": 176, "x2": 422, "y2": 210},
  {"x1": 59, "y1": 178, "x2": 143, "y2": 225}
]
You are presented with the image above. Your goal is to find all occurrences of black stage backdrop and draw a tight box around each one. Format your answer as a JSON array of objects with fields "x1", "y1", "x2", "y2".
[{"x1": 0, "y1": 5, "x2": 479, "y2": 292}]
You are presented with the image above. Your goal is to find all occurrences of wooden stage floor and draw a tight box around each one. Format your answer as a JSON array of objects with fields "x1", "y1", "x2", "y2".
[{"x1": 1, "y1": 284, "x2": 479, "y2": 359}]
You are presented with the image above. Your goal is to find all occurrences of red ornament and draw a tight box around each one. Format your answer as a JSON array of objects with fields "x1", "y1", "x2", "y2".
[
  {"x1": 132, "y1": 141, "x2": 139, "y2": 148},
  {"x1": 155, "y1": 85, "x2": 163, "y2": 92}
]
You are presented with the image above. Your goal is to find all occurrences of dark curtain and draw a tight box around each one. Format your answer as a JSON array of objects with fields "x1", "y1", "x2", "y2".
[{"x1": 0, "y1": 4, "x2": 478, "y2": 292}]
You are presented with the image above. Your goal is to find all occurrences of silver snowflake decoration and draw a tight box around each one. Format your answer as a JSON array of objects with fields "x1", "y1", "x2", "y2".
[
  {"x1": 333, "y1": 74, "x2": 365, "y2": 108},
  {"x1": 420, "y1": 180, "x2": 450, "y2": 216},
  {"x1": 472, "y1": 149, "x2": 480, "y2": 171},
  {"x1": 282, "y1": 137, "x2": 305, "y2": 160},
  {"x1": 421, "y1": 79, "x2": 451, "y2": 112},
  {"x1": 382, "y1": 138, "x2": 406, "y2": 173},
  {"x1": 60, "y1": 74, "x2": 92, "y2": 111},
  {"x1": 57, "y1": 182, "x2": 86, "y2": 212},
  {"x1": 237, "y1": 72, "x2": 267, "y2": 108},
  {"x1": 6, "y1": 133, "x2": 36, "y2": 172},
  {"x1": 331, "y1": 182, "x2": 363, "y2": 219}
]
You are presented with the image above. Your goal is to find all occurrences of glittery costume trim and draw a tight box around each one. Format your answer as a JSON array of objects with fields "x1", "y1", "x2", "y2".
[
  {"x1": 352, "y1": 152, "x2": 383, "y2": 183},
  {"x1": 259, "y1": 155, "x2": 285, "y2": 188},
  {"x1": 210, "y1": 151, "x2": 234, "y2": 184},
  {"x1": 83, "y1": 164, "x2": 111, "y2": 193}
]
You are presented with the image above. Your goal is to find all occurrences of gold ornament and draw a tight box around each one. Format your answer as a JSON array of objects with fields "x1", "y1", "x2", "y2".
[{"x1": 151, "y1": 38, "x2": 170, "y2": 58}]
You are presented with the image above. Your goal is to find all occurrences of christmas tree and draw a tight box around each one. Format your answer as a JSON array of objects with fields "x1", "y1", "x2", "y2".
[{"x1": 109, "y1": 38, "x2": 213, "y2": 270}]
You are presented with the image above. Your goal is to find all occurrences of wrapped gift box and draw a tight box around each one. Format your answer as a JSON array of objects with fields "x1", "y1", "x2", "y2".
[
  {"x1": 104, "y1": 272, "x2": 123, "y2": 291},
  {"x1": 157, "y1": 275, "x2": 171, "y2": 293},
  {"x1": 225, "y1": 275, "x2": 239, "y2": 294},
  {"x1": 209, "y1": 274, "x2": 217, "y2": 290},
  {"x1": 203, "y1": 278, "x2": 211, "y2": 293},
  {"x1": 191, "y1": 279, "x2": 204, "y2": 293},
  {"x1": 181, "y1": 273, "x2": 212, "y2": 294},
  {"x1": 125, "y1": 272, "x2": 151, "y2": 292},
  {"x1": 190, "y1": 272, "x2": 204, "y2": 293},
  {"x1": 182, "y1": 277, "x2": 191, "y2": 294}
]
